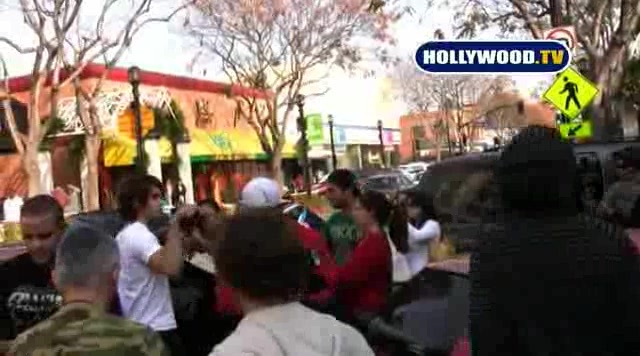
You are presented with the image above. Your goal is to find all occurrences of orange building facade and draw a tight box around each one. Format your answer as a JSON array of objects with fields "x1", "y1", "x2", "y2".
[
  {"x1": 398, "y1": 106, "x2": 485, "y2": 161},
  {"x1": 0, "y1": 64, "x2": 294, "y2": 205}
]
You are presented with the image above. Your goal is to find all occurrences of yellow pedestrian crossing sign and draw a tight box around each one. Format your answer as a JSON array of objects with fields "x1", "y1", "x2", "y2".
[{"x1": 543, "y1": 67, "x2": 599, "y2": 120}]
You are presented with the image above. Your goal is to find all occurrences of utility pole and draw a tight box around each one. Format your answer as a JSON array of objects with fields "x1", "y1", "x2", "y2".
[
  {"x1": 328, "y1": 114, "x2": 337, "y2": 170},
  {"x1": 377, "y1": 120, "x2": 386, "y2": 167},
  {"x1": 295, "y1": 94, "x2": 312, "y2": 196}
]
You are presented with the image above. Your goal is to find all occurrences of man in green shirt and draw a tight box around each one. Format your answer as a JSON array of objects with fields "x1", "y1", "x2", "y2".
[{"x1": 323, "y1": 169, "x2": 360, "y2": 265}]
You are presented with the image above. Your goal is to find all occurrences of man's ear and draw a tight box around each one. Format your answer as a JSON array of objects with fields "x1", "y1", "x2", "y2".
[
  {"x1": 111, "y1": 268, "x2": 120, "y2": 283},
  {"x1": 51, "y1": 269, "x2": 59, "y2": 290}
]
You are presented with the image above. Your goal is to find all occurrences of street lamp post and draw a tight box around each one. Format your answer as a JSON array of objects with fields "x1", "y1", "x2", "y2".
[
  {"x1": 328, "y1": 114, "x2": 337, "y2": 170},
  {"x1": 128, "y1": 66, "x2": 145, "y2": 172},
  {"x1": 377, "y1": 119, "x2": 386, "y2": 167},
  {"x1": 295, "y1": 94, "x2": 311, "y2": 196}
]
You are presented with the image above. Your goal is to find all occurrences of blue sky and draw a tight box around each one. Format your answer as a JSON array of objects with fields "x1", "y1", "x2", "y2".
[{"x1": 0, "y1": 0, "x2": 550, "y2": 128}]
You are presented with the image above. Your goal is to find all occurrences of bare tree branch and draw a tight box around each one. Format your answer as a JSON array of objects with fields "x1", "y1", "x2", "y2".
[
  {"x1": 0, "y1": 54, "x2": 26, "y2": 154},
  {"x1": 186, "y1": 0, "x2": 397, "y2": 174}
]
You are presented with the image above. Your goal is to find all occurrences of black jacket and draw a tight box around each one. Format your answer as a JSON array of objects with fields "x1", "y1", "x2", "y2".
[{"x1": 470, "y1": 214, "x2": 640, "y2": 356}]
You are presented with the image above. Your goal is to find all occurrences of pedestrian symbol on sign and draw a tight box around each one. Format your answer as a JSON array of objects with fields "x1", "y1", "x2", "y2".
[
  {"x1": 543, "y1": 66, "x2": 598, "y2": 120},
  {"x1": 560, "y1": 76, "x2": 581, "y2": 110}
]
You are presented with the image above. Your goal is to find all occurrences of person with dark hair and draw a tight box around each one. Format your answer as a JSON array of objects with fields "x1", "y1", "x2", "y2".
[
  {"x1": 197, "y1": 198, "x2": 223, "y2": 214},
  {"x1": 323, "y1": 169, "x2": 360, "y2": 265},
  {"x1": 214, "y1": 177, "x2": 337, "y2": 317},
  {"x1": 404, "y1": 190, "x2": 441, "y2": 275},
  {"x1": 332, "y1": 189, "x2": 394, "y2": 318},
  {"x1": 10, "y1": 224, "x2": 169, "y2": 356},
  {"x1": 0, "y1": 195, "x2": 65, "y2": 340},
  {"x1": 115, "y1": 174, "x2": 185, "y2": 354},
  {"x1": 470, "y1": 126, "x2": 640, "y2": 355},
  {"x1": 209, "y1": 209, "x2": 373, "y2": 356}
]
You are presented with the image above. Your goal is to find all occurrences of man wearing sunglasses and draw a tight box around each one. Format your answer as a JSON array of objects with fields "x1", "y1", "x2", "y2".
[{"x1": 0, "y1": 195, "x2": 65, "y2": 340}]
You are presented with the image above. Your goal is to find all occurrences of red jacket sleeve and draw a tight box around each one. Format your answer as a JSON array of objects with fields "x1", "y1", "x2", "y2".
[
  {"x1": 214, "y1": 284, "x2": 242, "y2": 316},
  {"x1": 295, "y1": 224, "x2": 338, "y2": 304},
  {"x1": 335, "y1": 231, "x2": 389, "y2": 287}
]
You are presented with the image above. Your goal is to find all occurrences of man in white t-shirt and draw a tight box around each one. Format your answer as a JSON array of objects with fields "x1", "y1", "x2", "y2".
[{"x1": 115, "y1": 174, "x2": 185, "y2": 355}]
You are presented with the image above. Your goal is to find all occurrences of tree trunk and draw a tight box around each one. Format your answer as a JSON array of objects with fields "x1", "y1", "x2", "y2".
[
  {"x1": 270, "y1": 149, "x2": 284, "y2": 185},
  {"x1": 589, "y1": 46, "x2": 627, "y2": 140},
  {"x1": 435, "y1": 138, "x2": 442, "y2": 162},
  {"x1": 24, "y1": 146, "x2": 42, "y2": 197},
  {"x1": 83, "y1": 134, "x2": 101, "y2": 211}
]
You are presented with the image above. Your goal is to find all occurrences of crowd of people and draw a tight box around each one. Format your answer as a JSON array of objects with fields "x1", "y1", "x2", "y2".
[
  {"x1": 4, "y1": 123, "x2": 640, "y2": 355},
  {"x1": 0, "y1": 164, "x2": 442, "y2": 355}
]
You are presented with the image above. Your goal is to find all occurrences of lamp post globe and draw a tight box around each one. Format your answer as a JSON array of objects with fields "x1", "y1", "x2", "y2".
[{"x1": 128, "y1": 66, "x2": 141, "y2": 85}]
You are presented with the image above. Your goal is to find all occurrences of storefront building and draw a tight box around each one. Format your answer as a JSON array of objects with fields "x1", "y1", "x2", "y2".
[
  {"x1": 0, "y1": 64, "x2": 295, "y2": 211},
  {"x1": 305, "y1": 113, "x2": 401, "y2": 171}
]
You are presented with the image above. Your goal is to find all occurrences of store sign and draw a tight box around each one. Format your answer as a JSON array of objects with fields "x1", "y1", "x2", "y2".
[
  {"x1": 333, "y1": 127, "x2": 347, "y2": 145},
  {"x1": 210, "y1": 132, "x2": 233, "y2": 150},
  {"x1": 339, "y1": 126, "x2": 400, "y2": 145},
  {"x1": 306, "y1": 114, "x2": 324, "y2": 145}
]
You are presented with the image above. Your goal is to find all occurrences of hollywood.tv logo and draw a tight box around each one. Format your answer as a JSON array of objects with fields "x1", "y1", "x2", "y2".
[{"x1": 414, "y1": 40, "x2": 571, "y2": 74}]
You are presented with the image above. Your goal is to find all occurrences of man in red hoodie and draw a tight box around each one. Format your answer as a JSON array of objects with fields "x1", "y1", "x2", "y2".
[{"x1": 214, "y1": 177, "x2": 337, "y2": 316}]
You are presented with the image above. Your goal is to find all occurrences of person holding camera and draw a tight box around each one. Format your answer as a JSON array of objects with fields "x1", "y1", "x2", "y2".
[{"x1": 115, "y1": 175, "x2": 188, "y2": 355}]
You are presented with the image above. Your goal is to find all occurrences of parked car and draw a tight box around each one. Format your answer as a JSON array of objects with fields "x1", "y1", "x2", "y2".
[
  {"x1": 399, "y1": 162, "x2": 431, "y2": 183},
  {"x1": 361, "y1": 171, "x2": 416, "y2": 200},
  {"x1": 387, "y1": 258, "x2": 470, "y2": 356}
]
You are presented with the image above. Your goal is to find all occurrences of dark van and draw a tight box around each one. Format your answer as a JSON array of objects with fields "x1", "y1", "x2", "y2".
[{"x1": 412, "y1": 140, "x2": 640, "y2": 251}]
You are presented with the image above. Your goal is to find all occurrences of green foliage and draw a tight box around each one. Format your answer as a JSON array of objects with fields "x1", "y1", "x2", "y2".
[
  {"x1": 620, "y1": 57, "x2": 640, "y2": 106},
  {"x1": 152, "y1": 99, "x2": 186, "y2": 142},
  {"x1": 39, "y1": 117, "x2": 66, "y2": 151},
  {"x1": 67, "y1": 134, "x2": 87, "y2": 167},
  {"x1": 149, "y1": 99, "x2": 186, "y2": 177}
]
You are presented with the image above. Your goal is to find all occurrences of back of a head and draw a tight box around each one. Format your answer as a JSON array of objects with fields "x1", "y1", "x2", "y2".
[
  {"x1": 21, "y1": 194, "x2": 64, "y2": 226},
  {"x1": 359, "y1": 189, "x2": 409, "y2": 253},
  {"x1": 55, "y1": 223, "x2": 119, "y2": 289},
  {"x1": 198, "y1": 198, "x2": 223, "y2": 213},
  {"x1": 497, "y1": 125, "x2": 577, "y2": 214},
  {"x1": 116, "y1": 174, "x2": 163, "y2": 221},
  {"x1": 239, "y1": 177, "x2": 283, "y2": 209},
  {"x1": 405, "y1": 189, "x2": 436, "y2": 219},
  {"x1": 214, "y1": 208, "x2": 309, "y2": 301},
  {"x1": 359, "y1": 189, "x2": 393, "y2": 224}
]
